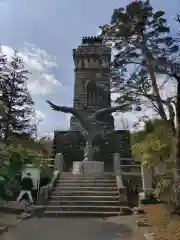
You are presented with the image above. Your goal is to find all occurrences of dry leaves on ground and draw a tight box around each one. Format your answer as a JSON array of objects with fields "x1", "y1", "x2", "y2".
[{"x1": 143, "y1": 203, "x2": 180, "y2": 240}]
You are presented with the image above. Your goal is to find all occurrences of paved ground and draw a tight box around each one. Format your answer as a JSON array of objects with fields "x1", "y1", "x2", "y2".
[{"x1": 1, "y1": 217, "x2": 145, "y2": 240}]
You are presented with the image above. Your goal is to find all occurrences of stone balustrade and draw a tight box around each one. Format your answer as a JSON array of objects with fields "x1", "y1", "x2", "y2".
[{"x1": 37, "y1": 170, "x2": 60, "y2": 205}]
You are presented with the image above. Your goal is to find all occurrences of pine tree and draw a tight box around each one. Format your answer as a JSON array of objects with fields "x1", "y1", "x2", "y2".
[
  {"x1": 0, "y1": 48, "x2": 8, "y2": 140},
  {"x1": 100, "y1": 0, "x2": 178, "y2": 130},
  {"x1": 0, "y1": 50, "x2": 35, "y2": 142}
]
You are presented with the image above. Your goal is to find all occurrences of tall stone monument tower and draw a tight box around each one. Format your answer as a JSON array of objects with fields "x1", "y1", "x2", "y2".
[
  {"x1": 70, "y1": 36, "x2": 114, "y2": 133},
  {"x1": 52, "y1": 36, "x2": 133, "y2": 170}
]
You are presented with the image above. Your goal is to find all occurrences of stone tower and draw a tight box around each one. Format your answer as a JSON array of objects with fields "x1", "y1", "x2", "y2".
[{"x1": 70, "y1": 36, "x2": 114, "y2": 133}]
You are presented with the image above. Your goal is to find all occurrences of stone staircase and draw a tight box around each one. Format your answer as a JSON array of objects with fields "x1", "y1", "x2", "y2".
[{"x1": 43, "y1": 172, "x2": 129, "y2": 217}]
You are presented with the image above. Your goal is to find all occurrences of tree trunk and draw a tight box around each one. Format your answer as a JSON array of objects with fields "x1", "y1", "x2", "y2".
[
  {"x1": 143, "y1": 49, "x2": 167, "y2": 121},
  {"x1": 4, "y1": 119, "x2": 10, "y2": 142}
]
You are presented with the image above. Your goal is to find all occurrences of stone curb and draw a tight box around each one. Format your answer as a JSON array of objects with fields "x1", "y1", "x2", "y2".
[
  {"x1": 0, "y1": 218, "x2": 23, "y2": 236},
  {"x1": 0, "y1": 225, "x2": 8, "y2": 235},
  {"x1": 144, "y1": 232, "x2": 156, "y2": 240},
  {"x1": 0, "y1": 209, "x2": 34, "y2": 236},
  {"x1": 0, "y1": 206, "x2": 25, "y2": 214}
]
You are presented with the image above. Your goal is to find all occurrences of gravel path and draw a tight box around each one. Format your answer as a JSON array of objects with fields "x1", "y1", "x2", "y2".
[{"x1": 1, "y1": 217, "x2": 145, "y2": 240}]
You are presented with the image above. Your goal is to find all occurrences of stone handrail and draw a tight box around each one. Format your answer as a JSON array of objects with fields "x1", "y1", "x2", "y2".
[
  {"x1": 37, "y1": 170, "x2": 60, "y2": 205},
  {"x1": 48, "y1": 170, "x2": 60, "y2": 191},
  {"x1": 115, "y1": 170, "x2": 127, "y2": 203}
]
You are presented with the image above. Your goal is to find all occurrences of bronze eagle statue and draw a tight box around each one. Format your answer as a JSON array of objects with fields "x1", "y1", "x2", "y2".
[
  {"x1": 46, "y1": 100, "x2": 132, "y2": 161},
  {"x1": 46, "y1": 100, "x2": 131, "y2": 133}
]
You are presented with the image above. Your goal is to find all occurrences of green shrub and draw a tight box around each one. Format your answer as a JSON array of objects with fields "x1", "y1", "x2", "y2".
[{"x1": 0, "y1": 143, "x2": 43, "y2": 199}]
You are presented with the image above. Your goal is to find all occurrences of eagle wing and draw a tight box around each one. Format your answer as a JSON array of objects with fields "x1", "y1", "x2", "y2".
[
  {"x1": 91, "y1": 104, "x2": 131, "y2": 120},
  {"x1": 46, "y1": 100, "x2": 88, "y2": 129}
]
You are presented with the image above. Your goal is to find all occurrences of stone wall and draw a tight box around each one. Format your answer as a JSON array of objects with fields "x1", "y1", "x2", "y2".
[
  {"x1": 52, "y1": 129, "x2": 132, "y2": 172},
  {"x1": 107, "y1": 130, "x2": 132, "y2": 159},
  {"x1": 52, "y1": 130, "x2": 85, "y2": 170}
]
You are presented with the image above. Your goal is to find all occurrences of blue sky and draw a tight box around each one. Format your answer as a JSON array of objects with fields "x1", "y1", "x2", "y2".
[{"x1": 0, "y1": 0, "x2": 179, "y2": 137}]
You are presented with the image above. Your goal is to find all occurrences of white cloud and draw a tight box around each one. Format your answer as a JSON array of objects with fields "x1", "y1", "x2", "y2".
[
  {"x1": 29, "y1": 110, "x2": 46, "y2": 129},
  {"x1": 1, "y1": 43, "x2": 61, "y2": 95},
  {"x1": 96, "y1": 29, "x2": 102, "y2": 36},
  {"x1": 35, "y1": 110, "x2": 46, "y2": 122},
  {"x1": 47, "y1": 132, "x2": 54, "y2": 139},
  {"x1": 41, "y1": 131, "x2": 54, "y2": 139}
]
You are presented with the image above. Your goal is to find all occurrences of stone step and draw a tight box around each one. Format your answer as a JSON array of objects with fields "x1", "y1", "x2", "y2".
[
  {"x1": 60, "y1": 175, "x2": 115, "y2": 179},
  {"x1": 61, "y1": 171, "x2": 115, "y2": 175},
  {"x1": 121, "y1": 164, "x2": 141, "y2": 168},
  {"x1": 57, "y1": 179, "x2": 116, "y2": 183},
  {"x1": 48, "y1": 200, "x2": 121, "y2": 206},
  {"x1": 43, "y1": 170, "x2": 130, "y2": 218},
  {"x1": 52, "y1": 190, "x2": 118, "y2": 196},
  {"x1": 61, "y1": 176, "x2": 116, "y2": 179},
  {"x1": 45, "y1": 205, "x2": 121, "y2": 212},
  {"x1": 54, "y1": 186, "x2": 117, "y2": 191},
  {"x1": 122, "y1": 172, "x2": 141, "y2": 176},
  {"x1": 56, "y1": 182, "x2": 116, "y2": 187},
  {"x1": 50, "y1": 195, "x2": 120, "y2": 201},
  {"x1": 43, "y1": 210, "x2": 122, "y2": 217}
]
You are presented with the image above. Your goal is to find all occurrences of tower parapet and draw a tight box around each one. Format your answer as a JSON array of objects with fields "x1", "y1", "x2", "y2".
[
  {"x1": 73, "y1": 36, "x2": 111, "y2": 70},
  {"x1": 82, "y1": 36, "x2": 102, "y2": 44}
]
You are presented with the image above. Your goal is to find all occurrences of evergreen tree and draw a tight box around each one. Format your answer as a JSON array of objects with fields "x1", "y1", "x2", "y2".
[
  {"x1": 0, "y1": 50, "x2": 35, "y2": 142},
  {"x1": 100, "y1": 0, "x2": 178, "y2": 130},
  {"x1": 0, "y1": 48, "x2": 8, "y2": 140}
]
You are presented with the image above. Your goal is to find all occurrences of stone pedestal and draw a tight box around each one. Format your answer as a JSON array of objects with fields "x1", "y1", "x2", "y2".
[
  {"x1": 83, "y1": 161, "x2": 104, "y2": 175},
  {"x1": 54, "y1": 153, "x2": 64, "y2": 171},
  {"x1": 141, "y1": 165, "x2": 153, "y2": 194},
  {"x1": 139, "y1": 165, "x2": 153, "y2": 203},
  {"x1": 72, "y1": 161, "x2": 82, "y2": 175},
  {"x1": 113, "y1": 152, "x2": 121, "y2": 175}
]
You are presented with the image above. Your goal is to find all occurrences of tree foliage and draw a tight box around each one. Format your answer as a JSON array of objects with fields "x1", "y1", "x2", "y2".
[
  {"x1": 132, "y1": 119, "x2": 173, "y2": 167},
  {"x1": 0, "y1": 48, "x2": 53, "y2": 199},
  {"x1": 0, "y1": 142, "x2": 43, "y2": 199},
  {"x1": 132, "y1": 119, "x2": 175, "y2": 200},
  {"x1": 0, "y1": 50, "x2": 35, "y2": 142},
  {"x1": 100, "y1": 0, "x2": 178, "y2": 132}
]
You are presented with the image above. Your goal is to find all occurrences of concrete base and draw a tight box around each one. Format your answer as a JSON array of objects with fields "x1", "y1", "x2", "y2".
[
  {"x1": 82, "y1": 161, "x2": 104, "y2": 175},
  {"x1": 72, "y1": 161, "x2": 82, "y2": 175},
  {"x1": 72, "y1": 161, "x2": 104, "y2": 175}
]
